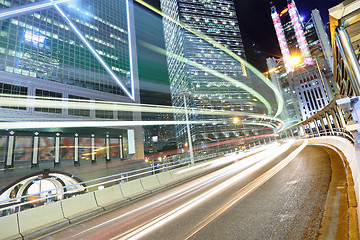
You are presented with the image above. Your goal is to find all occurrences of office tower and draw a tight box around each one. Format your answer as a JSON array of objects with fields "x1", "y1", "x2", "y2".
[
  {"x1": 269, "y1": 0, "x2": 337, "y2": 121},
  {"x1": 266, "y1": 57, "x2": 298, "y2": 125},
  {"x1": 0, "y1": 0, "x2": 143, "y2": 161},
  {"x1": 161, "y1": 0, "x2": 267, "y2": 148}
]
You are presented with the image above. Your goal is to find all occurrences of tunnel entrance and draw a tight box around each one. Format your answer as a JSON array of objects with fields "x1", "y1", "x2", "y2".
[{"x1": 0, "y1": 171, "x2": 85, "y2": 215}]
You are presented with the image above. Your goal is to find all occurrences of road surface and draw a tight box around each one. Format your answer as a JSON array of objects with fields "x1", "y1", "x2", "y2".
[{"x1": 42, "y1": 140, "x2": 346, "y2": 240}]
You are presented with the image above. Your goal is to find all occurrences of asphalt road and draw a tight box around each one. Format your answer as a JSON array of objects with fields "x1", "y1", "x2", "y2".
[{"x1": 42, "y1": 140, "x2": 336, "y2": 240}]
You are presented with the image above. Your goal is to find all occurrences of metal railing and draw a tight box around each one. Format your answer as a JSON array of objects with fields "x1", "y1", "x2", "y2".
[{"x1": 0, "y1": 138, "x2": 270, "y2": 217}]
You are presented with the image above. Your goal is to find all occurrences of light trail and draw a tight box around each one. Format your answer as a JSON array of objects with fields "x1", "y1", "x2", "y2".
[
  {"x1": 0, "y1": 0, "x2": 72, "y2": 20},
  {"x1": 0, "y1": 120, "x2": 220, "y2": 130},
  {"x1": 184, "y1": 139, "x2": 308, "y2": 239},
  {"x1": 67, "y1": 143, "x2": 284, "y2": 239},
  {"x1": 51, "y1": 0, "x2": 135, "y2": 100},
  {"x1": 0, "y1": 94, "x2": 284, "y2": 130},
  {"x1": 134, "y1": 0, "x2": 284, "y2": 117},
  {"x1": 141, "y1": 41, "x2": 273, "y2": 116},
  {"x1": 113, "y1": 140, "x2": 306, "y2": 240},
  {"x1": 0, "y1": 0, "x2": 136, "y2": 100}
]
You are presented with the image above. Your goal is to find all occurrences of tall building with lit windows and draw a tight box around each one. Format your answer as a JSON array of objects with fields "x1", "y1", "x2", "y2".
[
  {"x1": 161, "y1": 0, "x2": 267, "y2": 148},
  {"x1": 269, "y1": 0, "x2": 338, "y2": 121},
  {"x1": 0, "y1": 0, "x2": 144, "y2": 161}
]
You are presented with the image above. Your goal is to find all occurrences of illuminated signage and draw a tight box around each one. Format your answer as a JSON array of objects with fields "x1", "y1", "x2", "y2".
[
  {"x1": 279, "y1": 8, "x2": 288, "y2": 17},
  {"x1": 271, "y1": 11, "x2": 293, "y2": 73},
  {"x1": 287, "y1": 1, "x2": 313, "y2": 66}
]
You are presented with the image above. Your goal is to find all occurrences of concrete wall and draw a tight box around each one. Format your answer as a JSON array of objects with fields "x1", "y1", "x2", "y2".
[{"x1": 307, "y1": 136, "x2": 359, "y2": 229}]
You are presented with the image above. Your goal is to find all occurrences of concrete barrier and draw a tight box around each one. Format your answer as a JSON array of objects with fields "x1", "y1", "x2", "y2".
[
  {"x1": 169, "y1": 165, "x2": 197, "y2": 181},
  {"x1": 169, "y1": 169, "x2": 188, "y2": 181},
  {"x1": 0, "y1": 213, "x2": 21, "y2": 240},
  {"x1": 308, "y1": 136, "x2": 360, "y2": 228},
  {"x1": 61, "y1": 192, "x2": 102, "y2": 222},
  {"x1": 120, "y1": 179, "x2": 146, "y2": 199},
  {"x1": 140, "y1": 175, "x2": 161, "y2": 191},
  {"x1": 0, "y1": 151, "x2": 245, "y2": 239},
  {"x1": 18, "y1": 201, "x2": 68, "y2": 239},
  {"x1": 156, "y1": 171, "x2": 174, "y2": 185},
  {"x1": 94, "y1": 185, "x2": 128, "y2": 209}
]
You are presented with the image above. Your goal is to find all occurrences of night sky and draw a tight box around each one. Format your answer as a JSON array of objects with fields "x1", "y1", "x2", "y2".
[{"x1": 235, "y1": 0, "x2": 344, "y2": 71}]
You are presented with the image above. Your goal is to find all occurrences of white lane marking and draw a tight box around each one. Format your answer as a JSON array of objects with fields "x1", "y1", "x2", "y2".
[
  {"x1": 68, "y1": 143, "x2": 284, "y2": 239},
  {"x1": 113, "y1": 140, "x2": 306, "y2": 240}
]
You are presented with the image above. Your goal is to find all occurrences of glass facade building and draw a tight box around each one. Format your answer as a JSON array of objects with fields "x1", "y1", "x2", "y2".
[
  {"x1": 0, "y1": 0, "x2": 144, "y2": 162},
  {"x1": 0, "y1": 0, "x2": 135, "y2": 96},
  {"x1": 161, "y1": 0, "x2": 268, "y2": 147}
]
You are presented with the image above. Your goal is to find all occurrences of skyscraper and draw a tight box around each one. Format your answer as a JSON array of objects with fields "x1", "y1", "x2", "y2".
[
  {"x1": 0, "y1": 0, "x2": 144, "y2": 161},
  {"x1": 269, "y1": 0, "x2": 337, "y2": 121},
  {"x1": 160, "y1": 0, "x2": 266, "y2": 148}
]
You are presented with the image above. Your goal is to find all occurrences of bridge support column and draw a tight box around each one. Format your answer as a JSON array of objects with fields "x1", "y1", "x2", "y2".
[
  {"x1": 336, "y1": 106, "x2": 347, "y2": 128},
  {"x1": 74, "y1": 133, "x2": 79, "y2": 166},
  {"x1": 5, "y1": 131, "x2": 15, "y2": 168},
  {"x1": 54, "y1": 133, "x2": 61, "y2": 166},
  {"x1": 119, "y1": 135, "x2": 124, "y2": 159},
  {"x1": 91, "y1": 134, "x2": 96, "y2": 163},
  {"x1": 325, "y1": 112, "x2": 334, "y2": 135},
  {"x1": 298, "y1": 126, "x2": 305, "y2": 136},
  {"x1": 31, "y1": 132, "x2": 40, "y2": 167},
  {"x1": 105, "y1": 134, "x2": 111, "y2": 161},
  {"x1": 307, "y1": 123, "x2": 314, "y2": 136},
  {"x1": 331, "y1": 109, "x2": 340, "y2": 130},
  {"x1": 319, "y1": 116, "x2": 327, "y2": 136},
  {"x1": 314, "y1": 119, "x2": 320, "y2": 136}
]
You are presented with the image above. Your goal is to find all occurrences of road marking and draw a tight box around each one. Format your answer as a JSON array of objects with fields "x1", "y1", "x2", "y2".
[{"x1": 113, "y1": 140, "x2": 307, "y2": 240}]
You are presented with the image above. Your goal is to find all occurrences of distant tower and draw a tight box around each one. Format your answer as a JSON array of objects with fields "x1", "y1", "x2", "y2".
[
  {"x1": 287, "y1": 0, "x2": 314, "y2": 66},
  {"x1": 269, "y1": 0, "x2": 336, "y2": 121},
  {"x1": 270, "y1": 2, "x2": 293, "y2": 73}
]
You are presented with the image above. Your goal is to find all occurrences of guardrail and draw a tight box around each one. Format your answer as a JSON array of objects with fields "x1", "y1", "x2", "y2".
[
  {"x1": 0, "y1": 143, "x2": 275, "y2": 240},
  {"x1": 0, "y1": 136, "x2": 269, "y2": 217},
  {"x1": 304, "y1": 128, "x2": 354, "y2": 142},
  {"x1": 277, "y1": 93, "x2": 355, "y2": 144}
]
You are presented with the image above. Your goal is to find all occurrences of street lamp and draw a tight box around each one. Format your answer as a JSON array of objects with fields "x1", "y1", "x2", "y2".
[
  {"x1": 232, "y1": 116, "x2": 240, "y2": 124},
  {"x1": 145, "y1": 157, "x2": 157, "y2": 175},
  {"x1": 289, "y1": 55, "x2": 302, "y2": 66},
  {"x1": 182, "y1": 94, "x2": 194, "y2": 165}
]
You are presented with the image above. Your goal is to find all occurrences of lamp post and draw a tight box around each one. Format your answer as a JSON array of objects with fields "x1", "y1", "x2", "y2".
[
  {"x1": 145, "y1": 157, "x2": 162, "y2": 175},
  {"x1": 183, "y1": 95, "x2": 194, "y2": 165}
]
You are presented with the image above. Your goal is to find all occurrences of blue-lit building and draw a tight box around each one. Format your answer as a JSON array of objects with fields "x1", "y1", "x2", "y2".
[{"x1": 0, "y1": 0, "x2": 144, "y2": 165}]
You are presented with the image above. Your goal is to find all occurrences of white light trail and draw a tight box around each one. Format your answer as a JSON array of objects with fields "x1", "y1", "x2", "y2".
[
  {"x1": 116, "y1": 140, "x2": 307, "y2": 240},
  {"x1": 0, "y1": 94, "x2": 284, "y2": 129},
  {"x1": 0, "y1": 0, "x2": 72, "y2": 20},
  {"x1": 68, "y1": 144, "x2": 283, "y2": 239},
  {"x1": 0, "y1": 120, "x2": 220, "y2": 130},
  {"x1": 51, "y1": 1, "x2": 135, "y2": 100},
  {"x1": 126, "y1": 0, "x2": 135, "y2": 99}
]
